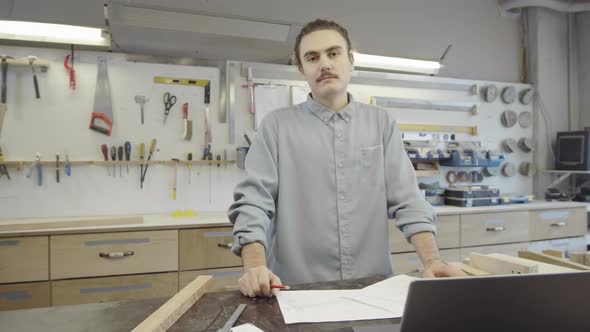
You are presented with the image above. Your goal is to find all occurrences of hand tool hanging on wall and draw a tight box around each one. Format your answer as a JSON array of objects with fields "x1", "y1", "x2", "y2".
[
  {"x1": 202, "y1": 144, "x2": 211, "y2": 160},
  {"x1": 89, "y1": 56, "x2": 113, "y2": 136},
  {"x1": 0, "y1": 147, "x2": 10, "y2": 180},
  {"x1": 110, "y1": 146, "x2": 116, "y2": 177},
  {"x1": 134, "y1": 94, "x2": 148, "y2": 125},
  {"x1": 118, "y1": 145, "x2": 123, "y2": 177},
  {"x1": 246, "y1": 67, "x2": 255, "y2": 115},
  {"x1": 182, "y1": 103, "x2": 193, "y2": 141},
  {"x1": 1, "y1": 55, "x2": 14, "y2": 104},
  {"x1": 204, "y1": 82, "x2": 212, "y2": 144},
  {"x1": 64, "y1": 48, "x2": 76, "y2": 90},
  {"x1": 171, "y1": 158, "x2": 179, "y2": 200},
  {"x1": 25, "y1": 153, "x2": 42, "y2": 186},
  {"x1": 124, "y1": 141, "x2": 131, "y2": 175},
  {"x1": 27, "y1": 56, "x2": 41, "y2": 99},
  {"x1": 162, "y1": 92, "x2": 177, "y2": 125},
  {"x1": 187, "y1": 153, "x2": 192, "y2": 184},
  {"x1": 139, "y1": 143, "x2": 145, "y2": 189},
  {"x1": 55, "y1": 154, "x2": 60, "y2": 183},
  {"x1": 65, "y1": 154, "x2": 71, "y2": 176},
  {"x1": 101, "y1": 144, "x2": 110, "y2": 176},
  {"x1": 140, "y1": 139, "x2": 157, "y2": 188}
]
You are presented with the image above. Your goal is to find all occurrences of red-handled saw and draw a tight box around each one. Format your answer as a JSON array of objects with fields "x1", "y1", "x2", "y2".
[{"x1": 89, "y1": 56, "x2": 113, "y2": 136}]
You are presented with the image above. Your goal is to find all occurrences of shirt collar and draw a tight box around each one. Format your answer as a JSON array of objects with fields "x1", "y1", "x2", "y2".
[{"x1": 305, "y1": 93, "x2": 355, "y2": 124}]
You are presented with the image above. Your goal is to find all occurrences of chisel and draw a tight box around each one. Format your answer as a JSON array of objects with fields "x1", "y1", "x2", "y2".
[
  {"x1": 139, "y1": 143, "x2": 145, "y2": 189},
  {"x1": 117, "y1": 145, "x2": 123, "y2": 177},
  {"x1": 187, "y1": 153, "x2": 192, "y2": 184},
  {"x1": 124, "y1": 141, "x2": 131, "y2": 175},
  {"x1": 55, "y1": 154, "x2": 60, "y2": 183},
  {"x1": 141, "y1": 139, "x2": 157, "y2": 186},
  {"x1": 110, "y1": 146, "x2": 116, "y2": 177},
  {"x1": 27, "y1": 56, "x2": 40, "y2": 99},
  {"x1": 1, "y1": 55, "x2": 14, "y2": 104},
  {"x1": 101, "y1": 144, "x2": 110, "y2": 176}
]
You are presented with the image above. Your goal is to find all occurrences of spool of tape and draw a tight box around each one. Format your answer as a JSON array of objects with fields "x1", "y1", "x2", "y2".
[
  {"x1": 483, "y1": 84, "x2": 498, "y2": 103},
  {"x1": 503, "y1": 138, "x2": 518, "y2": 153},
  {"x1": 471, "y1": 170, "x2": 484, "y2": 183},
  {"x1": 519, "y1": 162, "x2": 537, "y2": 177},
  {"x1": 483, "y1": 167, "x2": 499, "y2": 177},
  {"x1": 502, "y1": 162, "x2": 516, "y2": 177},
  {"x1": 446, "y1": 171, "x2": 457, "y2": 183},
  {"x1": 501, "y1": 110, "x2": 518, "y2": 128},
  {"x1": 518, "y1": 138, "x2": 535, "y2": 153},
  {"x1": 501, "y1": 86, "x2": 516, "y2": 104},
  {"x1": 518, "y1": 111, "x2": 532, "y2": 128}
]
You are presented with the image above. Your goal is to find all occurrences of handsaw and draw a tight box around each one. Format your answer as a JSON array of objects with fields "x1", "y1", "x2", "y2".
[{"x1": 89, "y1": 56, "x2": 113, "y2": 136}]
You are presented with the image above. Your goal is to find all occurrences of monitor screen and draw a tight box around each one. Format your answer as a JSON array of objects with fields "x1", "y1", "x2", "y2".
[{"x1": 559, "y1": 136, "x2": 584, "y2": 163}]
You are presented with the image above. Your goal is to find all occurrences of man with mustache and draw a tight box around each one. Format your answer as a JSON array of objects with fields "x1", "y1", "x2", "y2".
[{"x1": 229, "y1": 19, "x2": 466, "y2": 298}]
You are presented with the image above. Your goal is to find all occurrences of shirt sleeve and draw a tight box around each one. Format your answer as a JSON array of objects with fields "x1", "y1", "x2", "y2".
[
  {"x1": 384, "y1": 116, "x2": 437, "y2": 242},
  {"x1": 227, "y1": 114, "x2": 279, "y2": 256}
]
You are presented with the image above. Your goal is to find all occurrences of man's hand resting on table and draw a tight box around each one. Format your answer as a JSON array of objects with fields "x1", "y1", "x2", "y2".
[
  {"x1": 422, "y1": 259, "x2": 467, "y2": 278},
  {"x1": 239, "y1": 265, "x2": 283, "y2": 298}
]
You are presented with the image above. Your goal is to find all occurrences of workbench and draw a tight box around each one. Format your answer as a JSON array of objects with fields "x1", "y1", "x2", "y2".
[{"x1": 0, "y1": 276, "x2": 398, "y2": 332}]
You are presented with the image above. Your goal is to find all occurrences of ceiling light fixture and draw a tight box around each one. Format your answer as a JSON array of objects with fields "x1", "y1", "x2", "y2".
[
  {"x1": 0, "y1": 20, "x2": 110, "y2": 47},
  {"x1": 353, "y1": 52, "x2": 441, "y2": 75}
]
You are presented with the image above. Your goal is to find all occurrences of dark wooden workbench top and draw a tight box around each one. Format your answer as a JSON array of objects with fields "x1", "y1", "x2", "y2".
[{"x1": 0, "y1": 276, "x2": 401, "y2": 332}]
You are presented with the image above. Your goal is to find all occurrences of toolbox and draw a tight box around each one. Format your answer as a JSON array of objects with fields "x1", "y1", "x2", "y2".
[
  {"x1": 444, "y1": 196, "x2": 501, "y2": 207},
  {"x1": 444, "y1": 186, "x2": 500, "y2": 199}
]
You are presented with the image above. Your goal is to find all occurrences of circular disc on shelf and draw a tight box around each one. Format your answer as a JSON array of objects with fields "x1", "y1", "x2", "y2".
[
  {"x1": 501, "y1": 110, "x2": 518, "y2": 128},
  {"x1": 483, "y1": 167, "x2": 499, "y2": 177},
  {"x1": 519, "y1": 162, "x2": 537, "y2": 177},
  {"x1": 518, "y1": 137, "x2": 535, "y2": 153},
  {"x1": 503, "y1": 138, "x2": 518, "y2": 153},
  {"x1": 483, "y1": 84, "x2": 499, "y2": 103},
  {"x1": 518, "y1": 111, "x2": 532, "y2": 128},
  {"x1": 519, "y1": 88, "x2": 534, "y2": 105},
  {"x1": 502, "y1": 162, "x2": 516, "y2": 177},
  {"x1": 471, "y1": 170, "x2": 484, "y2": 183},
  {"x1": 501, "y1": 86, "x2": 516, "y2": 104}
]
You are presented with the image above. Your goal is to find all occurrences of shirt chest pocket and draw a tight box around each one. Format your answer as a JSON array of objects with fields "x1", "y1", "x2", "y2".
[{"x1": 360, "y1": 145, "x2": 384, "y2": 168}]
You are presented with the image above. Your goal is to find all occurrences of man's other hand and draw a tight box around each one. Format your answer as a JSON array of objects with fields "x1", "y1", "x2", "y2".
[
  {"x1": 239, "y1": 266, "x2": 283, "y2": 298},
  {"x1": 423, "y1": 260, "x2": 467, "y2": 278}
]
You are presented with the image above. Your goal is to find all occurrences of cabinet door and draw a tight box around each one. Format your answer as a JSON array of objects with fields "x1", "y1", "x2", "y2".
[
  {"x1": 51, "y1": 272, "x2": 178, "y2": 306},
  {"x1": 461, "y1": 211, "x2": 529, "y2": 247},
  {"x1": 0, "y1": 236, "x2": 48, "y2": 283},
  {"x1": 529, "y1": 208, "x2": 586, "y2": 241},
  {"x1": 51, "y1": 230, "x2": 178, "y2": 279},
  {"x1": 0, "y1": 282, "x2": 50, "y2": 311},
  {"x1": 179, "y1": 228, "x2": 242, "y2": 270},
  {"x1": 391, "y1": 249, "x2": 460, "y2": 274},
  {"x1": 180, "y1": 267, "x2": 242, "y2": 293}
]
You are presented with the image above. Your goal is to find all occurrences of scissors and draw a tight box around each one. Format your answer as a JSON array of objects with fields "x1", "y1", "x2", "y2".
[{"x1": 162, "y1": 92, "x2": 177, "y2": 125}]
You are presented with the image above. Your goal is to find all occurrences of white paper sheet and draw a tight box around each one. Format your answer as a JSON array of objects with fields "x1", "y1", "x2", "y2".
[
  {"x1": 231, "y1": 323, "x2": 265, "y2": 332},
  {"x1": 253, "y1": 85, "x2": 290, "y2": 131},
  {"x1": 290, "y1": 86, "x2": 311, "y2": 105},
  {"x1": 276, "y1": 275, "x2": 417, "y2": 324}
]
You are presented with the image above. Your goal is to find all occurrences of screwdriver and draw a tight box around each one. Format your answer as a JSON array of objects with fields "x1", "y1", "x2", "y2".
[
  {"x1": 56, "y1": 154, "x2": 60, "y2": 183},
  {"x1": 65, "y1": 154, "x2": 71, "y2": 176},
  {"x1": 118, "y1": 146, "x2": 123, "y2": 177},
  {"x1": 139, "y1": 143, "x2": 145, "y2": 189},
  {"x1": 216, "y1": 154, "x2": 221, "y2": 167},
  {"x1": 172, "y1": 158, "x2": 179, "y2": 200},
  {"x1": 124, "y1": 141, "x2": 131, "y2": 175},
  {"x1": 110, "y1": 146, "x2": 116, "y2": 177},
  {"x1": 101, "y1": 144, "x2": 110, "y2": 176},
  {"x1": 187, "y1": 153, "x2": 192, "y2": 184},
  {"x1": 141, "y1": 139, "x2": 157, "y2": 186}
]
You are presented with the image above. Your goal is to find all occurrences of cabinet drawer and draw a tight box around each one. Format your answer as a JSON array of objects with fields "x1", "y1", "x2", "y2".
[
  {"x1": 179, "y1": 228, "x2": 242, "y2": 270},
  {"x1": 529, "y1": 208, "x2": 587, "y2": 241},
  {"x1": 180, "y1": 267, "x2": 242, "y2": 293},
  {"x1": 528, "y1": 236, "x2": 587, "y2": 254},
  {"x1": 461, "y1": 211, "x2": 529, "y2": 247},
  {"x1": 51, "y1": 272, "x2": 178, "y2": 306},
  {"x1": 389, "y1": 215, "x2": 460, "y2": 253},
  {"x1": 391, "y1": 249, "x2": 460, "y2": 274},
  {"x1": 460, "y1": 243, "x2": 527, "y2": 260},
  {"x1": 0, "y1": 282, "x2": 50, "y2": 311},
  {"x1": 0, "y1": 236, "x2": 48, "y2": 283},
  {"x1": 50, "y1": 230, "x2": 178, "y2": 279}
]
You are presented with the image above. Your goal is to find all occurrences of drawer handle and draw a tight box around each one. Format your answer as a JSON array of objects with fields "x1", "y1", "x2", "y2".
[
  {"x1": 486, "y1": 226, "x2": 505, "y2": 232},
  {"x1": 550, "y1": 222, "x2": 567, "y2": 227},
  {"x1": 99, "y1": 250, "x2": 135, "y2": 258},
  {"x1": 217, "y1": 243, "x2": 233, "y2": 249}
]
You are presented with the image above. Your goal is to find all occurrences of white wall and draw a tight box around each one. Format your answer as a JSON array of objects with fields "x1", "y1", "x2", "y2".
[{"x1": 577, "y1": 12, "x2": 590, "y2": 128}]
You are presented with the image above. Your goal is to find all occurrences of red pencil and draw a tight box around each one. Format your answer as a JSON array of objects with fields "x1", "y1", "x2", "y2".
[{"x1": 270, "y1": 284, "x2": 291, "y2": 290}]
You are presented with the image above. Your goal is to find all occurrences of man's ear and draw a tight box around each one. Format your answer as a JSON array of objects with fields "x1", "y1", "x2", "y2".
[{"x1": 349, "y1": 51, "x2": 354, "y2": 65}]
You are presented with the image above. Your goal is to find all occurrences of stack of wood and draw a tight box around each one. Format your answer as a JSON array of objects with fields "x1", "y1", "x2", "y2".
[{"x1": 450, "y1": 250, "x2": 590, "y2": 276}]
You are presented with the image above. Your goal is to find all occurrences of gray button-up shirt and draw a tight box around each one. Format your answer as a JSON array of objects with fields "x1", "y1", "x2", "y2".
[{"x1": 228, "y1": 93, "x2": 436, "y2": 285}]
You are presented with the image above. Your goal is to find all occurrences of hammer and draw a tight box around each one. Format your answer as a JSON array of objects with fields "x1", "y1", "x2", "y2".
[
  {"x1": 27, "y1": 56, "x2": 40, "y2": 99},
  {"x1": 0, "y1": 55, "x2": 14, "y2": 104}
]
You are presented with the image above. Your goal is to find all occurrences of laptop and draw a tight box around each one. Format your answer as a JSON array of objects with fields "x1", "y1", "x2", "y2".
[{"x1": 355, "y1": 272, "x2": 590, "y2": 332}]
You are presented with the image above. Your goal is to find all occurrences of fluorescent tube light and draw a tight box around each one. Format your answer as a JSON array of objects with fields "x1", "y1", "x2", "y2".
[
  {"x1": 353, "y1": 52, "x2": 441, "y2": 75},
  {"x1": 0, "y1": 20, "x2": 110, "y2": 46}
]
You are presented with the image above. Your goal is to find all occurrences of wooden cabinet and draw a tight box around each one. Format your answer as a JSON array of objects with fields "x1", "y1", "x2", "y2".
[
  {"x1": 0, "y1": 282, "x2": 50, "y2": 311},
  {"x1": 529, "y1": 208, "x2": 586, "y2": 241},
  {"x1": 0, "y1": 236, "x2": 48, "y2": 284},
  {"x1": 50, "y1": 230, "x2": 178, "y2": 279},
  {"x1": 389, "y1": 215, "x2": 460, "y2": 253},
  {"x1": 51, "y1": 272, "x2": 178, "y2": 306},
  {"x1": 180, "y1": 267, "x2": 242, "y2": 293},
  {"x1": 460, "y1": 211, "x2": 529, "y2": 247},
  {"x1": 179, "y1": 228, "x2": 242, "y2": 270}
]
